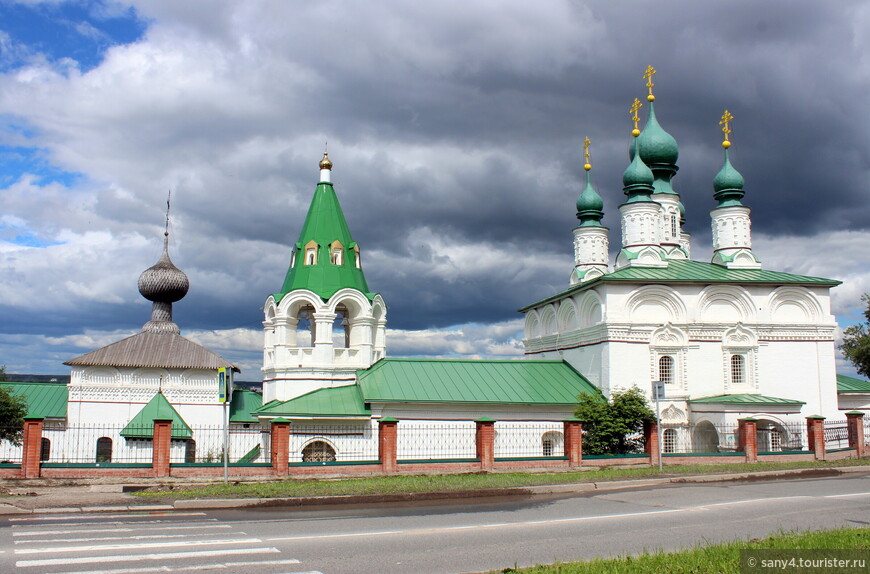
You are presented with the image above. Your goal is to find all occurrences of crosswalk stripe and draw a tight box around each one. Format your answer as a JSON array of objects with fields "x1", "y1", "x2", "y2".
[
  {"x1": 13, "y1": 524, "x2": 232, "y2": 537},
  {"x1": 9, "y1": 512, "x2": 206, "y2": 522},
  {"x1": 43, "y1": 558, "x2": 303, "y2": 574},
  {"x1": 16, "y1": 546, "x2": 281, "y2": 568},
  {"x1": 15, "y1": 537, "x2": 262, "y2": 554}
]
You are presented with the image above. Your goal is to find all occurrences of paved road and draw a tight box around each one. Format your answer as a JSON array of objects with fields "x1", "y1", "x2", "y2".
[{"x1": 1, "y1": 475, "x2": 867, "y2": 573}]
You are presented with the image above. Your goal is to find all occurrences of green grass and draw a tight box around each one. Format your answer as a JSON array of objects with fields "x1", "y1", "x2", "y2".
[
  {"x1": 134, "y1": 458, "x2": 870, "y2": 500},
  {"x1": 497, "y1": 527, "x2": 869, "y2": 573}
]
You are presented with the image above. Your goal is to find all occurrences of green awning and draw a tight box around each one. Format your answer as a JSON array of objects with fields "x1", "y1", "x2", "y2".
[
  {"x1": 837, "y1": 374, "x2": 870, "y2": 393},
  {"x1": 1, "y1": 382, "x2": 68, "y2": 419},
  {"x1": 120, "y1": 392, "x2": 192, "y2": 439},
  {"x1": 229, "y1": 389, "x2": 263, "y2": 423},
  {"x1": 689, "y1": 394, "x2": 806, "y2": 406},
  {"x1": 358, "y1": 358, "x2": 602, "y2": 405},
  {"x1": 255, "y1": 384, "x2": 370, "y2": 418}
]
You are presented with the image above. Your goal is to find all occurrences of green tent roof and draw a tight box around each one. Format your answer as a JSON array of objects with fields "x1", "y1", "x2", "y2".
[
  {"x1": 255, "y1": 384, "x2": 370, "y2": 418},
  {"x1": 688, "y1": 394, "x2": 805, "y2": 406},
  {"x1": 521, "y1": 259, "x2": 840, "y2": 311},
  {"x1": 120, "y1": 392, "x2": 192, "y2": 439},
  {"x1": 1, "y1": 382, "x2": 68, "y2": 419},
  {"x1": 229, "y1": 389, "x2": 263, "y2": 423},
  {"x1": 837, "y1": 374, "x2": 870, "y2": 393},
  {"x1": 357, "y1": 358, "x2": 602, "y2": 405},
  {"x1": 274, "y1": 181, "x2": 373, "y2": 303}
]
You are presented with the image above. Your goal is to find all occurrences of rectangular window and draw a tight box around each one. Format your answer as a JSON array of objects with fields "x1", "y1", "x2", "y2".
[{"x1": 731, "y1": 355, "x2": 745, "y2": 385}]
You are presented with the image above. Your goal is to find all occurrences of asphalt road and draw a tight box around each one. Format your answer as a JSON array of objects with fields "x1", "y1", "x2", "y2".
[{"x1": 1, "y1": 475, "x2": 868, "y2": 574}]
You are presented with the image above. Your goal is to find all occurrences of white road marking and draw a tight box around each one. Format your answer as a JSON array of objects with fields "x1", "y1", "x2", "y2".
[
  {"x1": 823, "y1": 491, "x2": 870, "y2": 498},
  {"x1": 16, "y1": 533, "x2": 198, "y2": 544},
  {"x1": 16, "y1": 547, "x2": 281, "y2": 568},
  {"x1": 14, "y1": 524, "x2": 231, "y2": 537},
  {"x1": 43, "y1": 559, "x2": 302, "y2": 574},
  {"x1": 15, "y1": 537, "x2": 262, "y2": 554},
  {"x1": 9, "y1": 512, "x2": 206, "y2": 522}
]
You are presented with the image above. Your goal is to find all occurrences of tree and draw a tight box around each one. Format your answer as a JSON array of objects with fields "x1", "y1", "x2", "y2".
[
  {"x1": 574, "y1": 386, "x2": 656, "y2": 455},
  {"x1": 841, "y1": 294, "x2": 870, "y2": 378},
  {"x1": 0, "y1": 371, "x2": 26, "y2": 444},
  {"x1": 0, "y1": 364, "x2": 6, "y2": 382}
]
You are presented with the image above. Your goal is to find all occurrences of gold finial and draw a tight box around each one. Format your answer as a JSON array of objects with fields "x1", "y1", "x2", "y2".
[
  {"x1": 319, "y1": 151, "x2": 333, "y2": 170},
  {"x1": 719, "y1": 110, "x2": 733, "y2": 149},
  {"x1": 643, "y1": 65, "x2": 657, "y2": 102},
  {"x1": 630, "y1": 98, "x2": 643, "y2": 137},
  {"x1": 583, "y1": 137, "x2": 592, "y2": 171}
]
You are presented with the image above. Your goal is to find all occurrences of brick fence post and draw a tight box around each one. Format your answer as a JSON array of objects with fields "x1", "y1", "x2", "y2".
[
  {"x1": 475, "y1": 418, "x2": 495, "y2": 472},
  {"x1": 845, "y1": 411, "x2": 866, "y2": 458},
  {"x1": 563, "y1": 418, "x2": 582, "y2": 467},
  {"x1": 806, "y1": 415, "x2": 826, "y2": 461},
  {"x1": 378, "y1": 418, "x2": 398, "y2": 473},
  {"x1": 270, "y1": 418, "x2": 291, "y2": 475},
  {"x1": 21, "y1": 416, "x2": 44, "y2": 479},
  {"x1": 738, "y1": 418, "x2": 758, "y2": 463},
  {"x1": 643, "y1": 421, "x2": 660, "y2": 468},
  {"x1": 152, "y1": 419, "x2": 172, "y2": 478}
]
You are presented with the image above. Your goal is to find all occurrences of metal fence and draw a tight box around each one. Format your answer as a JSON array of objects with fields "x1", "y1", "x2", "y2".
[
  {"x1": 183, "y1": 426, "x2": 267, "y2": 464},
  {"x1": 44, "y1": 425, "x2": 152, "y2": 464},
  {"x1": 865, "y1": 418, "x2": 870, "y2": 447},
  {"x1": 660, "y1": 420, "x2": 811, "y2": 455},
  {"x1": 397, "y1": 422, "x2": 476, "y2": 461},
  {"x1": 824, "y1": 420, "x2": 850, "y2": 450},
  {"x1": 290, "y1": 423, "x2": 378, "y2": 463},
  {"x1": 0, "y1": 428, "x2": 23, "y2": 463},
  {"x1": 495, "y1": 422, "x2": 565, "y2": 458}
]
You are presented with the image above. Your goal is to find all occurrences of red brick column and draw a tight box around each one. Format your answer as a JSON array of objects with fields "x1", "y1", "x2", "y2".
[
  {"x1": 378, "y1": 417, "x2": 398, "y2": 473},
  {"x1": 152, "y1": 419, "x2": 172, "y2": 478},
  {"x1": 846, "y1": 411, "x2": 866, "y2": 458},
  {"x1": 475, "y1": 418, "x2": 495, "y2": 472},
  {"x1": 21, "y1": 416, "x2": 44, "y2": 479},
  {"x1": 738, "y1": 418, "x2": 758, "y2": 463},
  {"x1": 270, "y1": 418, "x2": 290, "y2": 475},
  {"x1": 643, "y1": 421, "x2": 660, "y2": 467},
  {"x1": 806, "y1": 416, "x2": 826, "y2": 460},
  {"x1": 563, "y1": 419, "x2": 582, "y2": 467}
]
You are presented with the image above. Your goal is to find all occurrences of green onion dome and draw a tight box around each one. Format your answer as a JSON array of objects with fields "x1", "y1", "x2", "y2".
[
  {"x1": 576, "y1": 171, "x2": 604, "y2": 227},
  {"x1": 632, "y1": 102, "x2": 678, "y2": 168},
  {"x1": 622, "y1": 139, "x2": 655, "y2": 203},
  {"x1": 713, "y1": 148, "x2": 745, "y2": 207}
]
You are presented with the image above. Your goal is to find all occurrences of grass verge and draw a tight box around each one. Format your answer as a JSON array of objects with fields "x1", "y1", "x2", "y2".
[
  {"x1": 134, "y1": 457, "x2": 870, "y2": 500},
  {"x1": 497, "y1": 526, "x2": 869, "y2": 573}
]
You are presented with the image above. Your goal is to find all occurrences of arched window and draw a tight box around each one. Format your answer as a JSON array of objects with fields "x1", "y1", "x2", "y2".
[
  {"x1": 354, "y1": 246, "x2": 361, "y2": 269},
  {"x1": 305, "y1": 248, "x2": 317, "y2": 265},
  {"x1": 290, "y1": 250, "x2": 297, "y2": 267},
  {"x1": 185, "y1": 440, "x2": 196, "y2": 463},
  {"x1": 301, "y1": 440, "x2": 336, "y2": 463},
  {"x1": 332, "y1": 305, "x2": 350, "y2": 348},
  {"x1": 659, "y1": 356, "x2": 674, "y2": 385},
  {"x1": 663, "y1": 429, "x2": 677, "y2": 454},
  {"x1": 331, "y1": 248, "x2": 343, "y2": 265},
  {"x1": 541, "y1": 431, "x2": 563, "y2": 457},
  {"x1": 40, "y1": 438, "x2": 51, "y2": 461},
  {"x1": 670, "y1": 214, "x2": 678, "y2": 238},
  {"x1": 96, "y1": 437, "x2": 113, "y2": 463},
  {"x1": 731, "y1": 355, "x2": 745, "y2": 385},
  {"x1": 296, "y1": 305, "x2": 315, "y2": 346}
]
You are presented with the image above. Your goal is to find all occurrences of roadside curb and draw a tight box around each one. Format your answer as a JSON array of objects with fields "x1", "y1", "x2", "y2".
[{"x1": 3, "y1": 465, "x2": 868, "y2": 515}]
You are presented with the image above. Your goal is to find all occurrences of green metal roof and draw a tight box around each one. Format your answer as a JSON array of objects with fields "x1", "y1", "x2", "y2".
[
  {"x1": 688, "y1": 394, "x2": 806, "y2": 406},
  {"x1": 120, "y1": 392, "x2": 192, "y2": 439},
  {"x1": 837, "y1": 374, "x2": 870, "y2": 393},
  {"x1": 255, "y1": 384, "x2": 370, "y2": 418},
  {"x1": 229, "y1": 389, "x2": 263, "y2": 423},
  {"x1": 357, "y1": 358, "x2": 602, "y2": 405},
  {"x1": 1, "y1": 382, "x2": 68, "y2": 419},
  {"x1": 521, "y1": 259, "x2": 840, "y2": 311},
  {"x1": 274, "y1": 181, "x2": 373, "y2": 303}
]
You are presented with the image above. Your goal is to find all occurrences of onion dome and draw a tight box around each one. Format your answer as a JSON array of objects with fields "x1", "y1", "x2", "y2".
[
  {"x1": 319, "y1": 152, "x2": 333, "y2": 170},
  {"x1": 633, "y1": 102, "x2": 679, "y2": 168},
  {"x1": 678, "y1": 200, "x2": 686, "y2": 224},
  {"x1": 713, "y1": 148, "x2": 745, "y2": 207},
  {"x1": 576, "y1": 170, "x2": 604, "y2": 227},
  {"x1": 138, "y1": 233, "x2": 189, "y2": 303},
  {"x1": 138, "y1": 232, "x2": 189, "y2": 334},
  {"x1": 622, "y1": 138, "x2": 655, "y2": 203}
]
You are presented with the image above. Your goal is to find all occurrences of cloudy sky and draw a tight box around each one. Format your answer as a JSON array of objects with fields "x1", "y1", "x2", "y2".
[{"x1": 1, "y1": 0, "x2": 869, "y2": 378}]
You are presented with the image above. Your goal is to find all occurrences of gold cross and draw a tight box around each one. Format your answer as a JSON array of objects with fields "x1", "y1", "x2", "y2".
[
  {"x1": 583, "y1": 137, "x2": 591, "y2": 170},
  {"x1": 630, "y1": 98, "x2": 643, "y2": 135},
  {"x1": 643, "y1": 65, "x2": 657, "y2": 100},
  {"x1": 720, "y1": 110, "x2": 733, "y2": 141}
]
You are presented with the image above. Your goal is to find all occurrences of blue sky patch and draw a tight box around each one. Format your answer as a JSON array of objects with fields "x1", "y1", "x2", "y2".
[
  {"x1": 0, "y1": 1, "x2": 147, "y2": 73},
  {"x1": 0, "y1": 144, "x2": 82, "y2": 188}
]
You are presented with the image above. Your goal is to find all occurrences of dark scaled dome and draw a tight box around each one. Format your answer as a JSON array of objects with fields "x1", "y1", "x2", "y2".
[
  {"x1": 634, "y1": 103, "x2": 678, "y2": 167},
  {"x1": 138, "y1": 233, "x2": 190, "y2": 303}
]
